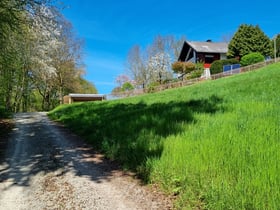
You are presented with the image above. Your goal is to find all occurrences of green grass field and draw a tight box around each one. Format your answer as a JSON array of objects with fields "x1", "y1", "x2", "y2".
[{"x1": 49, "y1": 63, "x2": 280, "y2": 209}]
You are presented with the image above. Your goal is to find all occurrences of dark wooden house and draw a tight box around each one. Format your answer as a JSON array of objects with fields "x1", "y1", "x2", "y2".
[{"x1": 178, "y1": 40, "x2": 228, "y2": 68}]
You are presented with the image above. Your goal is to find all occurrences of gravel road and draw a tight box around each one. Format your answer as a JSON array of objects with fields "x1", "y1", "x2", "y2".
[{"x1": 0, "y1": 112, "x2": 173, "y2": 210}]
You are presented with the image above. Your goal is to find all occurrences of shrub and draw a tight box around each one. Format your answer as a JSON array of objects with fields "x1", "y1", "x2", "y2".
[
  {"x1": 147, "y1": 81, "x2": 160, "y2": 93},
  {"x1": 195, "y1": 62, "x2": 205, "y2": 71},
  {"x1": 172, "y1": 61, "x2": 184, "y2": 73},
  {"x1": 0, "y1": 105, "x2": 11, "y2": 118},
  {"x1": 210, "y1": 60, "x2": 223, "y2": 74},
  {"x1": 183, "y1": 62, "x2": 196, "y2": 73},
  {"x1": 172, "y1": 61, "x2": 195, "y2": 74},
  {"x1": 186, "y1": 69, "x2": 204, "y2": 79},
  {"x1": 121, "y1": 82, "x2": 134, "y2": 91},
  {"x1": 240, "y1": 52, "x2": 265, "y2": 66},
  {"x1": 210, "y1": 58, "x2": 239, "y2": 74}
]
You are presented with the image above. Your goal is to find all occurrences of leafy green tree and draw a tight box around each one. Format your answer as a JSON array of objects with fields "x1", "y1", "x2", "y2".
[
  {"x1": 0, "y1": 0, "x2": 53, "y2": 111},
  {"x1": 228, "y1": 24, "x2": 272, "y2": 59},
  {"x1": 76, "y1": 77, "x2": 98, "y2": 94},
  {"x1": 121, "y1": 82, "x2": 134, "y2": 91},
  {"x1": 272, "y1": 34, "x2": 280, "y2": 58},
  {"x1": 0, "y1": 1, "x2": 96, "y2": 112},
  {"x1": 114, "y1": 74, "x2": 135, "y2": 93}
]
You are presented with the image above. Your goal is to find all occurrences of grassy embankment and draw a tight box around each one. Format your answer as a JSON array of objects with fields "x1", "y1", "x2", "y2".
[{"x1": 49, "y1": 63, "x2": 280, "y2": 209}]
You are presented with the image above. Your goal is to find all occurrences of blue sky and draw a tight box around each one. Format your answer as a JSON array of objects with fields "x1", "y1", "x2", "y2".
[{"x1": 62, "y1": 0, "x2": 280, "y2": 94}]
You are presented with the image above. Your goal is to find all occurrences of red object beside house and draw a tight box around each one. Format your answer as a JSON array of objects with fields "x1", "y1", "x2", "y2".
[{"x1": 204, "y1": 63, "x2": 211, "y2": 68}]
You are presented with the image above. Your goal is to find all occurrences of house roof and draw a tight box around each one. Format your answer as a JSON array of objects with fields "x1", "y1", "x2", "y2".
[
  {"x1": 186, "y1": 41, "x2": 228, "y2": 53},
  {"x1": 69, "y1": 93, "x2": 106, "y2": 98},
  {"x1": 68, "y1": 94, "x2": 106, "y2": 102}
]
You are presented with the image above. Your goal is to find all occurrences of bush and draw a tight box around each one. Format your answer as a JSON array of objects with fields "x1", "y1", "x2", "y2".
[
  {"x1": 240, "y1": 52, "x2": 265, "y2": 66},
  {"x1": 147, "y1": 81, "x2": 160, "y2": 93},
  {"x1": 172, "y1": 61, "x2": 195, "y2": 74},
  {"x1": 183, "y1": 62, "x2": 196, "y2": 73},
  {"x1": 172, "y1": 61, "x2": 184, "y2": 73},
  {"x1": 195, "y1": 62, "x2": 205, "y2": 71},
  {"x1": 121, "y1": 82, "x2": 134, "y2": 91},
  {"x1": 210, "y1": 58, "x2": 239, "y2": 74},
  {"x1": 0, "y1": 105, "x2": 11, "y2": 118},
  {"x1": 210, "y1": 60, "x2": 223, "y2": 74},
  {"x1": 186, "y1": 69, "x2": 204, "y2": 79}
]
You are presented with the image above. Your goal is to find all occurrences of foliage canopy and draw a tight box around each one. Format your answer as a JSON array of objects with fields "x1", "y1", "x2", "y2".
[
  {"x1": 124, "y1": 35, "x2": 186, "y2": 90},
  {"x1": 273, "y1": 34, "x2": 280, "y2": 58},
  {"x1": 227, "y1": 24, "x2": 272, "y2": 59},
  {"x1": 0, "y1": 0, "x2": 96, "y2": 112},
  {"x1": 172, "y1": 61, "x2": 195, "y2": 74}
]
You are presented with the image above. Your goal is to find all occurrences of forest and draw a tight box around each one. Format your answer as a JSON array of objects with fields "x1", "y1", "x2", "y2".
[{"x1": 0, "y1": 0, "x2": 96, "y2": 112}]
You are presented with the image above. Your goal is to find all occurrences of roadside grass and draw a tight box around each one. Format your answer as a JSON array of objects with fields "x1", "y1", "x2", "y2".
[
  {"x1": 0, "y1": 108, "x2": 14, "y2": 158},
  {"x1": 49, "y1": 63, "x2": 280, "y2": 209}
]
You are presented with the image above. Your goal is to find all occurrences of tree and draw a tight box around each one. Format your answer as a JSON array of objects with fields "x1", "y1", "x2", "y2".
[
  {"x1": 0, "y1": 1, "x2": 95, "y2": 112},
  {"x1": 121, "y1": 82, "x2": 134, "y2": 92},
  {"x1": 76, "y1": 77, "x2": 97, "y2": 94},
  {"x1": 273, "y1": 34, "x2": 280, "y2": 58},
  {"x1": 115, "y1": 74, "x2": 135, "y2": 92},
  {"x1": 126, "y1": 45, "x2": 149, "y2": 88},
  {"x1": 171, "y1": 35, "x2": 186, "y2": 61},
  {"x1": 115, "y1": 74, "x2": 130, "y2": 88},
  {"x1": 23, "y1": 4, "x2": 91, "y2": 110},
  {"x1": 126, "y1": 35, "x2": 186, "y2": 89},
  {"x1": 228, "y1": 24, "x2": 272, "y2": 59},
  {"x1": 0, "y1": 0, "x2": 56, "y2": 111},
  {"x1": 148, "y1": 52, "x2": 172, "y2": 84},
  {"x1": 0, "y1": 1, "x2": 27, "y2": 111}
]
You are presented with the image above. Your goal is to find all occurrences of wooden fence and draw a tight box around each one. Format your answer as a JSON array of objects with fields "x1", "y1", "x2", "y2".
[
  {"x1": 212, "y1": 58, "x2": 280, "y2": 80},
  {"x1": 108, "y1": 58, "x2": 280, "y2": 99}
]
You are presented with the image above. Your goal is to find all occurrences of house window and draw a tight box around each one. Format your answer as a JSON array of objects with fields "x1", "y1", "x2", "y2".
[{"x1": 205, "y1": 54, "x2": 214, "y2": 63}]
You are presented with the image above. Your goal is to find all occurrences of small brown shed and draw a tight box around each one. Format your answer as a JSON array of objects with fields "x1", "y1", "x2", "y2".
[{"x1": 63, "y1": 94, "x2": 106, "y2": 104}]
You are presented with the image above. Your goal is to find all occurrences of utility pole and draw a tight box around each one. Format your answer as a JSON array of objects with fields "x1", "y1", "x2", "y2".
[{"x1": 274, "y1": 35, "x2": 277, "y2": 63}]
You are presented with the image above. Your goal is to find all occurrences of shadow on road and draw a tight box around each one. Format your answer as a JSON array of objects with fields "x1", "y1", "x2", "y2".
[{"x1": 0, "y1": 112, "x2": 125, "y2": 190}]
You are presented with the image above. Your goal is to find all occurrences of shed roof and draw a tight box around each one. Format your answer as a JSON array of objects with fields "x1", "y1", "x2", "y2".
[
  {"x1": 69, "y1": 93, "x2": 106, "y2": 98},
  {"x1": 187, "y1": 41, "x2": 228, "y2": 53}
]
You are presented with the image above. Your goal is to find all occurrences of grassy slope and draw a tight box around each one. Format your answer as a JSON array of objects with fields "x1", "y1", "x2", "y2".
[{"x1": 49, "y1": 63, "x2": 280, "y2": 209}]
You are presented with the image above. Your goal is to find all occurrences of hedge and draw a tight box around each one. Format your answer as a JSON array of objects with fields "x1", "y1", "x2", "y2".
[{"x1": 210, "y1": 58, "x2": 240, "y2": 74}]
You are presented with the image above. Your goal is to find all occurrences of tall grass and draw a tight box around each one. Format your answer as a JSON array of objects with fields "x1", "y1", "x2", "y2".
[{"x1": 49, "y1": 63, "x2": 280, "y2": 209}]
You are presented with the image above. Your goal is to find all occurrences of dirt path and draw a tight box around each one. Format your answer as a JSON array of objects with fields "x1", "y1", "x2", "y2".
[{"x1": 0, "y1": 112, "x2": 173, "y2": 210}]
